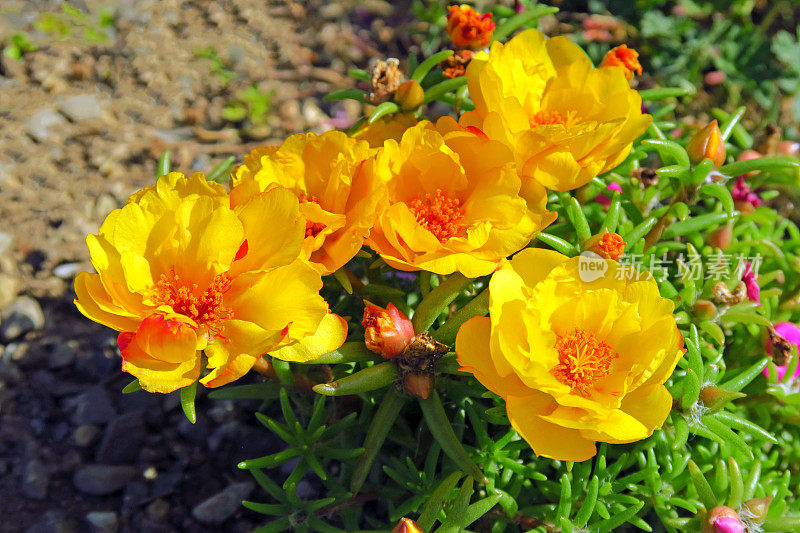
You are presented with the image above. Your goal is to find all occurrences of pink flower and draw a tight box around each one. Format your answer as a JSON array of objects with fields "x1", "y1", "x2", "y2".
[
  {"x1": 713, "y1": 516, "x2": 745, "y2": 533},
  {"x1": 595, "y1": 182, "x2": 622, "y2": 208},
  {"x1": 742, "y1": 262, "x2": 759, "y2": 304},
  {"x1": 763, "y1": 322, "x2": 800, "y2": 380},
  {"x1": 732, "y1": 176, "x2": 762, "y2": 211}
]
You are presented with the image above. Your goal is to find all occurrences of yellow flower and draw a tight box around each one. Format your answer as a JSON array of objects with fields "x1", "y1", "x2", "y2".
[
  {"x1": 231, "y1": 131, "x2": 382, "y2": 275},
  {"x1": 75, "y1": 172, "x2": 346, "y2": 393},
  {"x1": 461, "y1": 29, "x2": 651, "y2": 191},
  {"x1": 364, "y1": 118, "x2": 556, "y2": 277},
  {"x1": 456, "y1": 249, "x2": 684, "y2": 461},
  {"x1": 352, "y1": 113, "x2": 419, "y2": 148}
]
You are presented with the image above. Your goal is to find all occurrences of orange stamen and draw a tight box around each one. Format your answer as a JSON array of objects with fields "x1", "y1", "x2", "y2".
[
  {"x1": 153, "y1": 267, "x2": 233, "y2": 334},
  {"x1": 298, "y1": 192, "x2": 327, "y2": 238},
  {"x1": 530, "y1": 110, "x2": 570, "y2": 128},
  {"x1": 552, "y1": 328, "x2": 618, "y2": 396},
  {"x1": 408, "y1": 189, "x2": 465, "y2": 242}
]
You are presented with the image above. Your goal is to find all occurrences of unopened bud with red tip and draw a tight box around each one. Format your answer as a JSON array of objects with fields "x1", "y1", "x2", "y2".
[
  {"x1": 395, "y1": 80, "x2": 424, "y2": 111},
  {"x1": 708, "y1": 223, "x2": 733, "y2": 251},
  {"x1": 692, "y1": 300, "x2": 718, "y2": 321},
  {"x1": 687, "y1": 120, "x2": 726, "y2": 167},
  {"x1": 703, "y1": 506, "x2": 745, "y2": 533},
  {"x1": 392, "y1": 518, "x2": 425, "y2": 533},
  {"x1": 698, "y1": 384, "x2": 745, "y2": 413},
  {"x1": 741, "y1": 496, "x2": 773, "y2": 526},
  {"x1": 362, "y1": 302, "x2": 415, "y2": 358},
  {"x1": 403, "y1": 373, "x2": 434, "y2": 399},
  {"x1": 583, "y1": 231, "x2": 626, "y2": 260}
]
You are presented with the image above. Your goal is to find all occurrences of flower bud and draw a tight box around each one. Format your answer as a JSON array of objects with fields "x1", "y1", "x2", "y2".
[
  {"x1": 698, "y1": 384, "x2": 745, "y2": 413},
  {"x1": 403, "y1": 373, "x2": 434, "y2": 399},
  {"x1": 583, "y1": 231, "x2": 626, "y2": 260},
  {"x1": 740, "y1": 496, "x2": 772, "y2": 525},
  {"x1": 703, "y1": 506, "x2": 745, "y2": 533},
  {"x1": 707, "y1": 223, "x2": 732, "y2": 250},
  {"x1": 692, "y1": 300, "x2": 718, "y2": 321},
  {"x1": 446, "y1": 5, "x2": 495, "y2": 50},
  {"x1": 777, "y1": 140, "x2": 800, "y2": 158},
  {"x1": 600, "y1": 44, "x2": 643, "y2": 81},
  {"x1": 392, "y1": 518, "x2": 425, "y2": 533},
  {"x1": 362, "y1": 302, "x2": 415, "y2": 358},
  {"x1": 737, "y1": 149, "x2": 762, "y2": 178},
  {"x1": 687, "y1": 120, "x2": 726, "y2": 167},
  {"x1": 395, "y1": 80, "x2": 424, "y2": 111}
]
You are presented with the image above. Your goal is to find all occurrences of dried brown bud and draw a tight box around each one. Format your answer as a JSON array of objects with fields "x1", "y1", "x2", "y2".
[
  {"x1": 767, "y1": 326, "x2": 792, "y2": 366},
  {"x1": 712, "y1": 281, "x2": 747, "y2": 305},
  {"x1": 369, "y1": 58, "x2": 404, "y2": 104},
  {"x1": 440, "y1": 49, "x2": 474, "y2": 79},
  {"x1": 632, "y1": 167, "x2": 659, "y2": 186}
]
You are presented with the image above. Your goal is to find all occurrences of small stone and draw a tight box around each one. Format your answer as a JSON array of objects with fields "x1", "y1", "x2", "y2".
[
  {"x1": 146, "y1": 499, "x2": 170, "y2": 522},
  {"x1": 191, "y1": 481, "x2": 254, "y2": 525},
  {"x1": 25, "y1": 109, "x2": 68, "y2": 142},
  {"x1": 1, "y1": 296, "x2": 45, "y2": 342},
  {"x1": 53, "y1": 262, "x2": 84, "y2": 280},
  {"x1": 21, "y1": 459, "x2": 49, "y2": 499},
  {"x1": 49, "y1": 340, "x2": 79, "y2": 369},
  {"x1": 85, "y1": 511, "x2": 118, "y2": 533},
  {"x1": 0, "y1": 232, "x2": 13, "y2": 255},
  {"x1": 96, "y1": 412, "x2": 145, "y2": 464},
  {"x1": 74, "y1": 424, "x2": 101, "y2": 447},
  {"x1": 57, "y1": 94, "x2": 106, "y2": 122},
  {"x1": 0, "y1": 273, "x2": 18, "y2": 309},
  {"x1": 25, "y1": 510, "x2": 74, "y2": 533},
  {"x1": 73, "y1": 464, "x2": 137, "y2": 495},
  {"x1": 153, "y1": 127, "x2": 194, "y2": 143},
  {"x1": 69, "y1": 385, "x2": 117, "y2": 425}
]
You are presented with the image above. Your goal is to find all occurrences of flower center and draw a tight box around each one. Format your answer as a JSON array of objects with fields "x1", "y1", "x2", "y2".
[
  {"x1": 530, "y1": 110, "x2": 571, "y2": 128},
  {"x1": 598, "y1": 233, "x2": 625, "y2": 260},
  {"x1": 408, "y1": 189, "x2": 465, "y2": 242},
  {"x1": 298, "y1": 192, "x2": 327, "y2": 238},
  {"x1": 153, "y1": 267, "x2": 233, "y2": 333},
  {"x1": 552, "y1": 328, "x2": 618, "y2": 396}
]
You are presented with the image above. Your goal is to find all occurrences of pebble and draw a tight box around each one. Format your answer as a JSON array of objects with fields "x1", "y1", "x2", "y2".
[
  {"x1": 53, "y1": 262, "x2": 84, "y2": 280},
  {"x1": 0, "y1": 273, "x2": 19, "y2": 310},
  {"x1": 49, "y1": 340, "x2": 79, "y2": 369},
  {"x1": 25, "y1": 109, "x2": 68, "y2": 142},
  {"x1": 21, "y1": 458, "x2": 49, "y2": 499},
  {"x1": 57, "y1": 94, "x2": 106, "y2": 122},
  {"x1": 96, "y1": 412, "x2": 146, "y2": 464},
  {"x1": 68, "y1": 385, "x2": 117, "y2": 425},
  {"x1": 73, "y1": 464, "x2": 137, "y2": 495},
  {"x1": 153, "y1": 127, "x2": 194, "y2": 143},
  {"x1": 74, "y1": 424, "x2": 101, "y2": 447},
  {"x1": 1, "y1": 296, "x2": 45, "y2": 342},
  {"x1": 191, "y1": 481, "x2": 254, "y2": 525},
  {"x1": 85, "y1": 511, "x2": 118, "y2": 533},
  {"x1": 146, "y1": 499, "x2": 170, "y2": 522},
  {"x1": 25, "y1": 510, "x2": 74, "y2": 533},
  {"x1": 0, "y1": 232, "x2": 12, "y2": 255}
]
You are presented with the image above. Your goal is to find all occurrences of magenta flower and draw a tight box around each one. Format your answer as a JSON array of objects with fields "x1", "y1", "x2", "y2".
[
  {"x1": 732, "y1": 176, "x2": 762, "y2": 209},
  {"x1": 595, "y1": 182, "x2": 622, "y2": 208},
  {"x1": 712, "y1": 516, "x2": 745, "y2": 533},
  {"x1": 742, "y1": 261, "x2": 760, "y2": 304},
  {"x1": 763, "y1": 321, "x2": 800, "y2": 380}
]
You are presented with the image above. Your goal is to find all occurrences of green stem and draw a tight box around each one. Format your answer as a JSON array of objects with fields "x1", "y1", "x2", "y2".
[
  {"x1": 433, "y1": 288, "x2": 490, "y2": 345},
  {"x1": 412, "y1": 273, "x2": 473, "y2": 333}
]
